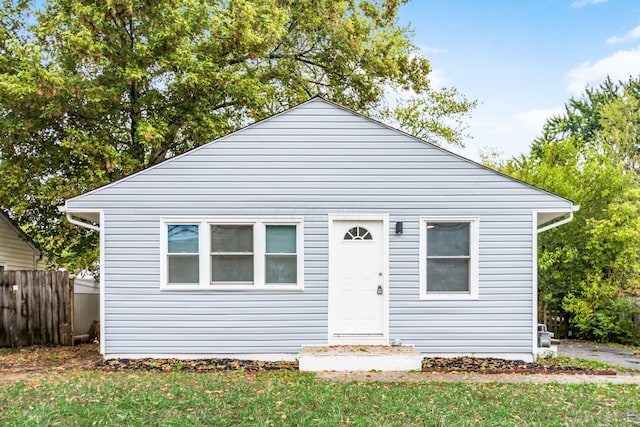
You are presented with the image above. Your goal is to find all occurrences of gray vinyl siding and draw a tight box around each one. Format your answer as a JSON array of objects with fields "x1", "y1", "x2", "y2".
[{"x1": 67, "y1": 98, "x2": 571, "y2": 356}]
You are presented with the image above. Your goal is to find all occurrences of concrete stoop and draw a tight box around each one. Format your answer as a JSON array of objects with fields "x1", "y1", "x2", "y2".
[{"x1": 298, "y1": 345, "x2": 423, "y2": 372}]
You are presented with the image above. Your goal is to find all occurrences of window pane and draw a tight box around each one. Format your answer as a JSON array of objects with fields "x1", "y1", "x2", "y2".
[
  {"x1": 168, "y1": 255, "x2": 199, "y2": 284},
  {"x1": 344, "y1": 226, "x2": 372, "y2": 241},
  {"x1": 211, "y1": 225, "x2": 253, "y2": 253},
  {"x1": 168, "y1": 224, "x2": 199, "y2": 253},
  {"x1": 266, "y1": 225, "x2": 296, "y2": 253},
  {"x1": 266, "y1": 255, "x2": 297, "y2": 284},
  {"x1": 427, "y1": 258, "x2": 469, "y2": 292},
  {"x1": 427, "y1": 222, "x2": 470, "y2": 256},
  {"x1": 211, "y1": 255, "x2": 253, "y2": 282}
]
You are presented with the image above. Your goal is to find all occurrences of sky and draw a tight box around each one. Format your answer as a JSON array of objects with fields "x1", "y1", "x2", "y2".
[{"x1": 397, "y1": 0, "x2": 640, "y2": 161}]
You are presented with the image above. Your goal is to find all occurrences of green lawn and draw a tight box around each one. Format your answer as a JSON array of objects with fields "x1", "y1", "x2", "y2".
[
  {"x1": 1, "y1": 371, "x2": 639, "y2": 426},
  {"x1": 539, "y1": 355, "x2": 635, "y2": 373}
]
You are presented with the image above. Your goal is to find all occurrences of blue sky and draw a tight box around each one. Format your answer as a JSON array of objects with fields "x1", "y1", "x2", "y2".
[{"x1": 398, "y1": 0, "x2": 640, "y2": 161}]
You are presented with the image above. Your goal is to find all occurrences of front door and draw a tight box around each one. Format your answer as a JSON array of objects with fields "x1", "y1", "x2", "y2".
[{"x1": 328, "y1": 217, "x2": 387, "y2": 344}]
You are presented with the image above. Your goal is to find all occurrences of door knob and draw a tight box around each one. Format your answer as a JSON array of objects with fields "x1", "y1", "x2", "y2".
[{"x1": 377, "y1": 284, "x2": 383, "y2": 295}]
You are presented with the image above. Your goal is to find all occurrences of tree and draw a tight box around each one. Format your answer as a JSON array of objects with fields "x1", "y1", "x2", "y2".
[
  {"x1": 533, "y1": 77, "x2": 640, "y2": 176},
  {"x1": 494, "y1": 78, "x2": 640, "y2": 344},
  {"x1": 0, "y1": 0, "x2": 475, "y2": 271}
]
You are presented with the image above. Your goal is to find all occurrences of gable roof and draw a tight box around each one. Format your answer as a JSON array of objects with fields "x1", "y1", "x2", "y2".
[
  {"x1": 65, "y1": 96, "x2": 574, "y2": 208},
  {"x1": 315, "y1": 97, "x2": 574, "y2": 207},
  {"x1": 0, "y1": 208, "x2": 43, "y2": 256}
]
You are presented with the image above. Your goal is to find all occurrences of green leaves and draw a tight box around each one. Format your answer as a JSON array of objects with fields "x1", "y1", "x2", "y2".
[
  {"x1": 495, "y1": 77, "x2": 640, "y2": 345},
  {"x1": 390, "y1": 88, "x2": 477, "y2": 147},
  {"x1": 0, "y1": 0, "x2": 474, "y2": 271}
]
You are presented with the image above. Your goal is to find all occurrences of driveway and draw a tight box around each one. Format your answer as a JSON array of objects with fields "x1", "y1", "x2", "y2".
[{"x1": 558, "y1": 340, "x2": 640, "y2": 371}]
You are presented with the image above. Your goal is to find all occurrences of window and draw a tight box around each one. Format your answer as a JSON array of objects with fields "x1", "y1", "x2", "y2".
[
  {"x1": 167, "y1": 224, "x2": 199, "y2": 284},
  {"x1": 211, "y1": 225, "x2": 254, "y2": 283},
  {"x1": 419, "y1": 217, "x2": 478, "y2": 300},
  {"x1": 0, "y1": 262, "x2": 6, "y2": 272},
  {"x1": 161, "y1": 218, "x2": 303, "y2": 290},
  {"x1": 343, "y1": 226, "x2": 372, "y2": 240},
  {"x1": 265, "y1": 225, "x2": 297, "y2": 284}
]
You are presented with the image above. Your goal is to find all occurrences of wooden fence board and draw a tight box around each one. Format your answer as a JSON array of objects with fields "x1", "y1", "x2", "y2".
[
  {"x1": 15, "y1": 272, "x2": 24, "y2": 346},
  {"x1": 51, "y1": 273, "x2": 59, "y2": 345},
  {"x1": 38, "y1": 272, "x2": 46, "y2": 344},
  {"x1": 44, "y1": 271, "x2": 52, "y2": 344},
  {"x1": 9, "y1": 272, "x2": 18, "y2": 346},
  {"x1": 0, "y1": 272, "x2": 10, "y2": 346},
  {"x1": 26, "y1": 272, "x2": 35, "y2": 345},
  {"x1": 0, "y1": 271, "x2": 73, "y2": 347},
  {"x1": 538, "y1": 304, "x2": 572, "y2": 339},
  {"x1": 32, "y1": 273, "x2": 41, "y2": 344}
]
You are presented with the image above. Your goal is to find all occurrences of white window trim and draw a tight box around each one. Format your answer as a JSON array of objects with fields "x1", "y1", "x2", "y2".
[
  {"x1": 160, "y1": 217, "x2": 304, "y2": 291},
  {"x1": 0, "y1": 260, "x2": 7, "y2": 272},
  {"x1": 419, "y1": 216, "x2": 479, "y2": 300}
]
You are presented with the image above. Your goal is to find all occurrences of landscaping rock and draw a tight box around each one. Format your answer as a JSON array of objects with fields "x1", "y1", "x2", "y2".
[
  {"x1": 422, "y1": 356, "x2": 618, "y2": 375},
  {"x1": 95, "y1": 358, "x2": 299, "y2": 372}
]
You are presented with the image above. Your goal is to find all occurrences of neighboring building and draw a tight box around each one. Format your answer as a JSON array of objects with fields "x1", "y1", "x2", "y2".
[
  {"x1": 64, "y1": 97, "x2": 576, "y2": 362},
  {"x1": 73, "y1": 277, "x2": 100, "y2": 338},
  {"x1": 0, "y1": 209, "x2": 45, "y2": 271}
]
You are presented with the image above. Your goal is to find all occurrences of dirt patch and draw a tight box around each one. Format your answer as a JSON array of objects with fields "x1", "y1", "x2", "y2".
[
  {"x1": 0, "y1": 343, "x2": 101, "y2": 371},
  {"x1": 0, "y1": 343, "x2": 102, "y2": 382},
  {"x1": 0, "y1": 344, "x2": 628, "y2": 382},
  {"x1": 0, "y1": 345, "x2": 298, "y2": 379},
  {"x1": 0, "y1": 372, "x2": 33, "y2": 382}
]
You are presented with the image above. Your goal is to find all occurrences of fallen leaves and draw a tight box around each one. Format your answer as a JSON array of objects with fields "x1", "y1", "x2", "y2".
[
  {"x1": 0, "y1": 343, "x2": 622, "y2": 376},
  {"x1": 96, "y1": 358, "x2": 299, "y2": 373},
  {"x1": 0, "y1": 343, "x2": 101, "y2": 373},
  {"x1": 421, "y1": 356, "x2": 618, "y2": 375}
]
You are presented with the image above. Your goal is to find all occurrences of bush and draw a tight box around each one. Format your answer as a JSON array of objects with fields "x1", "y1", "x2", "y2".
[{"x1": 564, "y1": 285, "x2": 640, "y2": 345}]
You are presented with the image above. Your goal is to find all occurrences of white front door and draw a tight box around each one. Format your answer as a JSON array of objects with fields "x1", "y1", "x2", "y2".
[{"x1": 328, "y1": 217, "x2": 387, "y2": 344}]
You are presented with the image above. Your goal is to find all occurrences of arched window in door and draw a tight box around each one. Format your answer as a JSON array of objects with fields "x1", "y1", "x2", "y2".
[{"x1": 343, "y1": 226, "x2": 373, "y2": 241}]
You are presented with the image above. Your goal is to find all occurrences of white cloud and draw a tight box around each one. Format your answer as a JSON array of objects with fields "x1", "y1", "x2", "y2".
[
  {"x1": 571, "y1": 0, "x2": 607, "y2": 8},
  {"x1": 514, "y1": 107, "x2": 564, "y2": 130},
  {"x1": 606, "y1": 25, "x2": 640, "y2": 44},
  {"x1": 455, "y1": 106, "x2": 564, "y2": 162},
  {"x1": 421, "y1": 46, "x2": 442, "y2": 54},
  {"x1": 567, "y1": 47, "x2": 640, "y2": 94},
  {"x1": 427, "y1": 69, "x2": 450, "y2": 89},
  {"x1": 413, "y1": 46, "x2": 448, "y2": 88}
]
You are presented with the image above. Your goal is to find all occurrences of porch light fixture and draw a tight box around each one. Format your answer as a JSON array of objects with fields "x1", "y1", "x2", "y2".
[{"x1": 395, "y1": 221, "x2": 403, "y2": 234}]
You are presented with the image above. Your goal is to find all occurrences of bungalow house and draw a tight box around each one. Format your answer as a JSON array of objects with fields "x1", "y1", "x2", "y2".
[
  {"x1": 63, "y1": 97, "x2": 575, "y2": 363},
  {"x1": 0, "y1": 209, "x2": 45, "y2": 271}
]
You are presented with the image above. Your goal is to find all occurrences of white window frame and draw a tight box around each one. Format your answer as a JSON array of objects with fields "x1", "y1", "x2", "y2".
[
  {"x1": 419, "y1": 216, "x2": 479, "y2": 300},
  {"x1": 160, "y1": 217, "x2": 304, "y2": 291},
  {"x1": 0, "y1": 261, "x2": 7, "y2": 272}
]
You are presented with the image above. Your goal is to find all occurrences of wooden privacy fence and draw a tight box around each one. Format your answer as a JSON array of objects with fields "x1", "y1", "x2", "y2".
[
  {"x1": 0, "y1": 271, "x2": 73, "y2": 347},
  {"x1": 538, "y1": 304, "x2": 571, "y2": 339}
]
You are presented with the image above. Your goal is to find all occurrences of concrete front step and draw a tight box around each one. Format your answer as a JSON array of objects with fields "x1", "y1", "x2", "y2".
[{"x1": 298, "y1": 345, "x2": 423, "y2": 372}]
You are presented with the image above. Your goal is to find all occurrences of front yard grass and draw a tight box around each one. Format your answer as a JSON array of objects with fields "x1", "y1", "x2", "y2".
[
  {"x1": 539, "y1": 355, "x2": 635, "y2": 373},
  {"x1": 1, "y1": 370, "x2": 639, "y2": 426}
]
